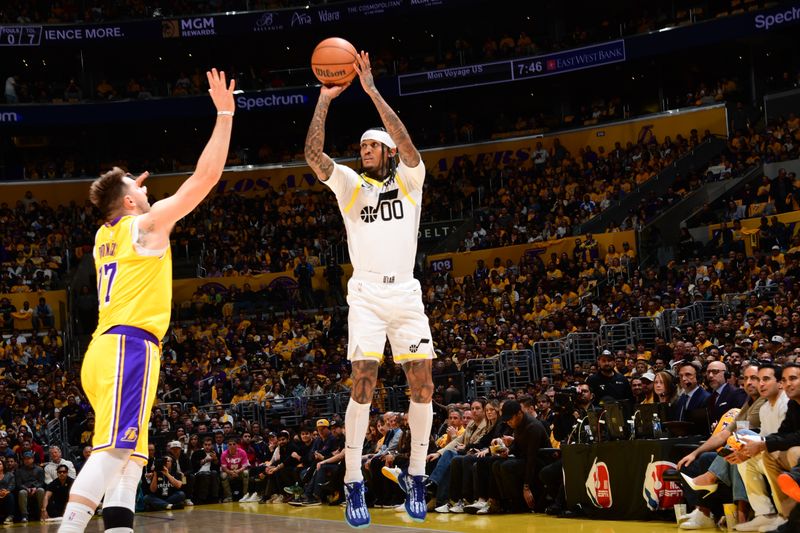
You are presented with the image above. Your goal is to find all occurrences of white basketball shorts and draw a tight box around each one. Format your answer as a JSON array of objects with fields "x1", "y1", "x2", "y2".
[{"x1": 346, "y1": 274, "x2": 435, "y2": 363}]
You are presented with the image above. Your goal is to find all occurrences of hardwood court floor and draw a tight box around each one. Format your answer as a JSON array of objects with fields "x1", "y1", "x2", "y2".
[{"x1": 30, "y1": 503, "x2": 685, "y2": 532}]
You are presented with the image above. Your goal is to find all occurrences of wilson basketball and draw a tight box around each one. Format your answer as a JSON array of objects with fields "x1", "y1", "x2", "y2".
[{"x1": 311, "y1": 37, "x2": 357, "y2": 86}]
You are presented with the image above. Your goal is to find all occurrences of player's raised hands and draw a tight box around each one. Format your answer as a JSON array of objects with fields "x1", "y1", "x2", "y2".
[
  {"x1": 206, "y1": 68, "x2": 236, "y2": 114},
  {"x1": 320, "y1": 82, "x2": 350, "y2": 99},
  {"x1": 353, "y1": 51, "x2": 376, "y2": 94}
]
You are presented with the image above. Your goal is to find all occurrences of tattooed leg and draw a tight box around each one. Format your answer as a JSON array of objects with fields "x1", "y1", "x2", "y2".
[
  {"x1": 402, "y1": 359, "x2": 434, "y2": 403},
  {"x1": 403, "y1": 359, "x2": 434, "y2": 477},
  {"x1": 350, "y1": 359, "x2": 379, "y2": 404}
]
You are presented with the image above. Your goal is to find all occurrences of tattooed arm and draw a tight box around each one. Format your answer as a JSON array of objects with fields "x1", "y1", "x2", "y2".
[
  {"x1": 354, "y1": 51, "x2": 420, "y2": 168},
  {"x1": 305, "y1": 84, "x2": 349, "y2": 182}
]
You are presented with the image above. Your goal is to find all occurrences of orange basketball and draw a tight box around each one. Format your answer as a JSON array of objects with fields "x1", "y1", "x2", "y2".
[{"x1": 311, "y1": 37, "x2": 357, "y2": 86}]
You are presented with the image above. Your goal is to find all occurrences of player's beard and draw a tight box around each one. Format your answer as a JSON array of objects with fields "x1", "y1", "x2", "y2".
[{"x1": 362, "y1": 147, "x2": 388, "y2": 181}]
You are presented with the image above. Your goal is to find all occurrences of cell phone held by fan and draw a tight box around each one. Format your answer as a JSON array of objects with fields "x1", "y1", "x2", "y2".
[{"x1": 717, "y1": 446, "x2": 734, "y2": 457}]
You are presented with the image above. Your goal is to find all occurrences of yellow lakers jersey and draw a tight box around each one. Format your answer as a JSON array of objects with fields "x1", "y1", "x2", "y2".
[{"x1": 93, "y1": 215, "x2": 172, "y2": 340}]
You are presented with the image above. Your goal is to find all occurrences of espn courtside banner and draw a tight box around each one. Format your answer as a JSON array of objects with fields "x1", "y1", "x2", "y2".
[
  {"x1": 642, "y1": 455, "x2": 683, "y2": 511},
  {"x1": 586, "y1": 457, "x2": 613, "y2": 509}
]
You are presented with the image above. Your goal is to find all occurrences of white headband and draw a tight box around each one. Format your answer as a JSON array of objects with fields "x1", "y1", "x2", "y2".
[{"x1": 360, "y1": 129, "x2": 396, "y2": 149}]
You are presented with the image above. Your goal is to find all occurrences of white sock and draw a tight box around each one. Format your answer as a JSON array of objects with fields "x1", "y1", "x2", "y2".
[
  {"x1": 344, "y1": 397, "x2": 371, "y2": 483},
  {"x1": 57, "y1": 503, "x2": 94, "y2": 533},
  {"x1": 407, "y1": 401, "x2": 433, "y2": 476}
]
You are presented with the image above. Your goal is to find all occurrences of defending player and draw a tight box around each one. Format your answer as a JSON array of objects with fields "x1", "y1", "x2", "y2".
[
  {"x1": 58, "y1": 69, "x2": 235, "y2": 533},
  {"x1": 304, "y1": 51, "x2": 435, "y2": 528}
]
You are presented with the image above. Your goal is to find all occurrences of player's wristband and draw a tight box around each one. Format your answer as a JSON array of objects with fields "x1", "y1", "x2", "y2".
[{"x1": 217, "y1": 111, "x2": 234, "y2": 116}]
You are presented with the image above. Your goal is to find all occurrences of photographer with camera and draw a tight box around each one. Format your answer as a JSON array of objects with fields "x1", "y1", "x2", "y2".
[
  {"x1": 167, "y1": 441, "x2": 193, "y2": 506},
  {"x1": 538, "y1": 383, "x2": 598, "y2": 517},
  {"x1": 143, "y1": 456, "x2": 186, "y2": 511},
  {"x1": 550, "y1": 385, "x2": 596, "y2": 444}
]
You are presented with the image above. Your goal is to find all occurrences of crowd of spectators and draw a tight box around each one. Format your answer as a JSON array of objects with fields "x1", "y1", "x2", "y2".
[
  {"x1": 685, "y1": 115, "x2": 800, "y2": 236},
  {"x1": 453, "y1": 129, "x2": 714, "y2": 253},
  {"x1": 4, "y1": 232, "x2": 799, "y2": 520},
  {"x1": 4, "y1": 167, "x2": 800, "y2": 521},
  {"x1": 0, "y1": 190, "x2": 92, "y2": 294},
  {"x1": 3, "y1": 108, "x2": 794, "y2": 296}
]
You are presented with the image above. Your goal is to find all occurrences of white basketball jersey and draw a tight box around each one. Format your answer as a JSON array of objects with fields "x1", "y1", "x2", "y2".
[{"x1": 324, "y1": 160, "x2": 425, "y2": 276}]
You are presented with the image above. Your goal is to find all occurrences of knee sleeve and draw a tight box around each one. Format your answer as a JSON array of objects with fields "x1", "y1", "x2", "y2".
[
  {"x1": 104, "y1": 460, "x2": 142, "y2": 510},
  {"x1": 70, "y1": 449, "x2": 132, "y2": 505}
]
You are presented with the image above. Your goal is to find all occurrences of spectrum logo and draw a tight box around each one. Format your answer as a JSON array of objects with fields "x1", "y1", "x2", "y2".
[
  {"x1": 0, "y1": 112, "x2": 20, "y2": 123},
  {"x1": 755, "y1": 7, "x2": 800, "y2": 30},
  {"x1": 236, "y1": 94, "x2": 307, "y2": 110}
]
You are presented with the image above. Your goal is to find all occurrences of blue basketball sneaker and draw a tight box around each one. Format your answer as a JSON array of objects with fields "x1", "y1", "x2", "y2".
[
  {"x1": 344, "y1": 481, "x2": 370, "y2": 529},
  {"x1": 397, "y1": 471, "x2": 428, "y2": 522}
]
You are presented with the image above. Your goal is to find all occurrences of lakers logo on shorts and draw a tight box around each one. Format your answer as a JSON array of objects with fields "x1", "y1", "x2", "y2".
[{"x1": 120, "y1": 427, "x2": 139, "y2": 442}]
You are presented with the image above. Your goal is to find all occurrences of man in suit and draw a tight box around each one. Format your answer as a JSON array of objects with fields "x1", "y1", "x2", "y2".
[
  {"x1": 213, "y1": 431, "x2": 227, "y2": 457},
  {"x1": 674, "y1": 361, "x2": 711, "y2": 423},
  {"x1": 705, "y1": 360, "x2": 748, "y2": 425}
]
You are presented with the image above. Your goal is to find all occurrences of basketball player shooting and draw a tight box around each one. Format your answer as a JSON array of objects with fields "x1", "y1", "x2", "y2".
[
  {"x1": 304, "y1": 50, "x2": 435, "y2": 529},
  {"x1": 58, "y1": 69, "x2": 235, "y2": 533}
]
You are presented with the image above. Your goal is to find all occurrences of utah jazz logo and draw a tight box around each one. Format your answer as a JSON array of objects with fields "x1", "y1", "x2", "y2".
[
  {"x1": 409, "y1": 339, "x2": 430, "y2": 353},
  {"x1": 121, "y1": 427, "x2": 139, "y2": 442},
  {"x1": 360, "y1": 189, "x2": 404, "y2": 223},
  {"x1": 361, "y1": 206, "x2": 378, "y2": 222}
]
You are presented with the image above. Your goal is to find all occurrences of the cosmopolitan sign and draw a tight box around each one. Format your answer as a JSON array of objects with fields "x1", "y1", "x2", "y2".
[{"x1": 398, "y1": 40, "x2": 626, "y2": 95}]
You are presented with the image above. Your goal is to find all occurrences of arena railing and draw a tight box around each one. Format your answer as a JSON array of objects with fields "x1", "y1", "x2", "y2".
[
  {"x1": 500, "y1": 350, "x2": 536, "y2": 391},
  {"x1": 564, "y1": 332, "x2": 600, "y2": 370},
  {"x1": 464, "y1": 357, "x2": 502, "y2": 400},
  {"x1": 526, "y1": 299, "x2": 725, "y2": 379}
]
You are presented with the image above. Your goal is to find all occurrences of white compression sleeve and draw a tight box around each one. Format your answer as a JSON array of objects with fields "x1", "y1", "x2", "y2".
[
  {"x1": 344, "y1": 397, "x2": 372, "y2": 483},
  {"x1": 407, "y1": 401, "x2": 433, "y2": 476}
]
